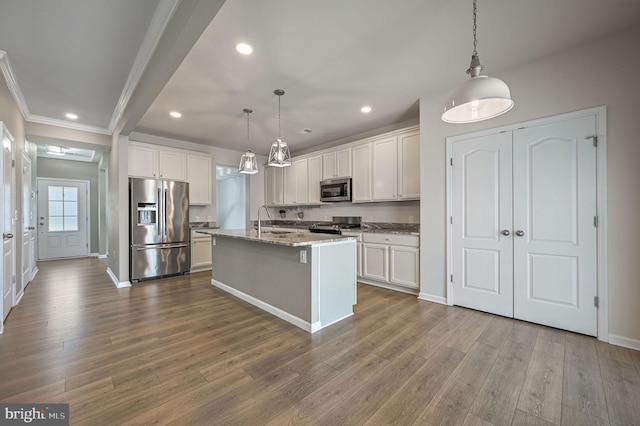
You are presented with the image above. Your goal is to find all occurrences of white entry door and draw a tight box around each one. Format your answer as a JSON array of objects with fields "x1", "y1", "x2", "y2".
[
  {"x1": 2, "y1": 125, "x2": 16, "y2": 322},
  {"x1": 451, "y1": 115, "x2": 598, "y2": 336},
  {"x1": 37, "y1": 179, "x2": 89, "y2": 260}
]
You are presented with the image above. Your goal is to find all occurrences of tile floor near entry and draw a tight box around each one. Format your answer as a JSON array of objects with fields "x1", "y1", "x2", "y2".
[{"x1": 0, "y1": 258, "x2": 639, "y2": 425}]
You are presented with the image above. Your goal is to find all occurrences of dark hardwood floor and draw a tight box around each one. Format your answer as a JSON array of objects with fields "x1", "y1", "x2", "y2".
[{"x1": 1, "y1": 258, "x2": 639, "y2": 425}]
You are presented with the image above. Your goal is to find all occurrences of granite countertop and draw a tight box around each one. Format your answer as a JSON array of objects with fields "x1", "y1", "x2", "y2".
[
  {"x1": 189, "y1": 222, "x2": 218, "y2": 230},
  {"x1": 194, "y1": 228, "x2": 356, "y2": 247},
  {"x1": 255, "y1": 220, "x2": 420, "y2": 236}
]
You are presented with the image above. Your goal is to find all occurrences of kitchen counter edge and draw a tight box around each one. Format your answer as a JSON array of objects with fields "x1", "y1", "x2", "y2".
[{"x1": 194, "y1": 228, "x2": 356, "y2": 247}]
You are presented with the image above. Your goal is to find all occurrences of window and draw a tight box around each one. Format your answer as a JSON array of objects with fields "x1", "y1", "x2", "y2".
[{"x1": 48, "y1": 186, "x2": 78, "y2": 231}]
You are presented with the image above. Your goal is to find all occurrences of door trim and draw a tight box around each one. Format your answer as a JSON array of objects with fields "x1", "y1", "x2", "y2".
[{"x1": 446, "y1": 106, "x2": 608, "y2": 341}]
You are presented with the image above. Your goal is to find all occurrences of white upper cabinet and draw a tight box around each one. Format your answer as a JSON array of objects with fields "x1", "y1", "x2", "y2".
[
  {"x1": 128, "y1": 142, "x2": 213, "y2": 205},
  {"x1": 158, "y1": 149, "x2": 186, "y2": 181},
  {"x1": 308, "y1": 155, "x2": 323, "y2": 204},
  {"x1": 264, "y1": 166, "x2": 284, "y2": 206},
  {"x1": 284, "y1": 158, "x2": 309, "y2": 204},
  {"x1": 128, "y1": 143, "x2": 158, "y2": 178},
  {"x1": 397, "y1": 129, "x2": 420, "y2": 200},
  {"x1": 352, "y1": 143, "x2": 372, "y2": 202},
  {"x1": 262, "y1": 125, "x2": 419, "y2": 206},
  {"x1": 372, "y1": 136, "x2": 398, "y2": 201},
  {"x1": 187, "y1": 154, "x2": 213, "y2": 205},
  {"x1": 322, "y1": 148, "x2": 351, "y2": 179},
  {"x1": 128, "y1": 142, "x2": 187, "y2": 181}
]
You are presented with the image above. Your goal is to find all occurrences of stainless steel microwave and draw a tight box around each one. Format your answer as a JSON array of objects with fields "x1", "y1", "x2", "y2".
[{"x1": 320, "y1": 177, "x2": 351, "y2": 202}]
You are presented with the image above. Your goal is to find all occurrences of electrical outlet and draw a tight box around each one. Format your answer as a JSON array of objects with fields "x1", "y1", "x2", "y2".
[
  {"x1": 212, "y1": 237, "x2": 216, "y2": 246},
  {"x1": 408, "y1": 216, "x2": 414, "y2": 223},
  {"x1": 300, "y1": 250, "x2": 307, "y2": 264}
]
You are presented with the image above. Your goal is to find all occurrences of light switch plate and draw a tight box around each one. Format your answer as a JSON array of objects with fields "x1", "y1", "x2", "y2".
[{"x1": 300, "y1": 250, "x2": 307, "y2": 264}]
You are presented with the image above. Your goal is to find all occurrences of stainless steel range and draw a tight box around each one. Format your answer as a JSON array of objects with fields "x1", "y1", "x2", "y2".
[{"x1": 308, "y1": 216, "x2": 361, "y2": 235}]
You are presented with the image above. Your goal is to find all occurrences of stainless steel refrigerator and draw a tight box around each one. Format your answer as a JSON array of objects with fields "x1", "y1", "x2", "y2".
[{"x1": 129, "y1": 178, "x2": 190, "y2": 281}]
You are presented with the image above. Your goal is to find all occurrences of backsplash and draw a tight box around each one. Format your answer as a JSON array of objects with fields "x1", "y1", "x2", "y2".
[{"x1": 274, "y1": 200, "x2": 419, "y2": 224}]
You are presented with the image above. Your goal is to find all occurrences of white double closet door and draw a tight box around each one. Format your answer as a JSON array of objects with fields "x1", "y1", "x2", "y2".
[{"x1": 450, "y1": 115, "x2": 598, "y2": 336}]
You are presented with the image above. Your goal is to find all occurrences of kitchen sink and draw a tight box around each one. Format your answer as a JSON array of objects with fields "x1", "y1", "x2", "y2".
[{"x1": 260, "y1": 230, "x2": 293, "y2": 235}]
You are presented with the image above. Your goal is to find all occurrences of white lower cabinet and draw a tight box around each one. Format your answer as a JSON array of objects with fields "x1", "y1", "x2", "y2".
[
  {"x1": 191, "y1": 231, "x2": 212, "y2": 271},
  {"x1": 361, "y1": 233, "x2": 419, "y2": 291}
]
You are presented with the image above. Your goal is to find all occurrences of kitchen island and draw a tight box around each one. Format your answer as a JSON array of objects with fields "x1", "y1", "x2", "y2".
[{"x1": 195, "y1": 229, "x2": 357, "y2": 333}]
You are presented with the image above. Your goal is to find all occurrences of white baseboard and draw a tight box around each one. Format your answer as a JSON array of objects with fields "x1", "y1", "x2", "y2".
[
  {"x1": 106, "y1": 267, "x2": 131, "y2": 288},
  {"x1": 212, "y1": 278, "x2": 315, "y2": 333},
  {"x1": 608, "y1": 334, "x2": 640, "y2": 351},
  {"x1": 97, "y1": 254, "x2": 108, "y2": 259},
  {"x1": 30, "y1": 267, "x2": 38, "y2": 282},
  {"x1": 418, "y1": 292, "x2": 447, "y2": 305},
  {"x1": 357, "y1": 278, "x2": 419, "y2": 296},
  {"x1": 0, "y1": 321, "x2": 3, "y2": 334}
]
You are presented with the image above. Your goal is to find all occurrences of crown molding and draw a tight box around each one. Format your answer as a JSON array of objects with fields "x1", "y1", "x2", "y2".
[
  {"x1": 108, "y1": 0, "x2": 181, "y2": 133},
  {"x1": 27, "y1": 114, "x2": 111, "y2": 135},
  {"x1": 0, "y1": 50, "x2": 31, "y2": 119}
]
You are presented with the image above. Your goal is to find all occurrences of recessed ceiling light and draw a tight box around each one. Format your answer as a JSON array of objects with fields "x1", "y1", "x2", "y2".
[
  {"x1": 65, "y1": 113, "x2": 78, "y2": 120},
  {"x1": 361, "y1": 106, "x2": 372, "y2": 113},
  {"x1": 169, "y1": 111, "x2": 182, "y2": 118},
  {"x1": 235, "y1": 42, "x2": 253, "y2": 55}
]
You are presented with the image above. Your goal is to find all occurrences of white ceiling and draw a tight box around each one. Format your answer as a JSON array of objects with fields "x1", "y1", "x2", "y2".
[{"x1": 2, "y1": 0, "x2": 640, "y2": 157}]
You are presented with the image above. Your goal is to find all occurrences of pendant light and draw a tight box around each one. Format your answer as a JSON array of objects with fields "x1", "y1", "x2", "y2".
[
  {"x1": 442, "y1": 0, "x2": 513, "y2": 123},
  {"x1": 267, "y1": 89, "x2": 291, "y2": 167},
  {"x1": 238, "y1": 108, "x2": 258, "y2": 174}
]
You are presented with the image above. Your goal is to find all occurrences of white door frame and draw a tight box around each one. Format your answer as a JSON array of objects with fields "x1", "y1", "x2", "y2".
[
  {"x1": 36, "y1": 177, "x2": 91, "y2": 260},
  {"x1": 446, "y1": 106, "x2": 608, "y2": 341}
]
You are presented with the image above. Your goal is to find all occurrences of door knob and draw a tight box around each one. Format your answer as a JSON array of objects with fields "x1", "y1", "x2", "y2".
[
  {"x1": 3, "y1": 233, "x2": 14, "y2": 239},
  {"x1": 28, "y1": 226, "x2": 35, "y2": 230},
  {"x1": 501, "y1": 230, "x2": 510, "y2": 236},
  {"x1": 515, "y1": 230, "x2": 525, "y2": 237}
]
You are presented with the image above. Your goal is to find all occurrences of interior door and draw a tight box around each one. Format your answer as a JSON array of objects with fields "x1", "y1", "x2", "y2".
[
  {"x1": 450, "y1": 115, "x2": 598, "y2": 336},
  {"x1": 451, "y1": 132, "x2": 514, "y2": 317},
  {"x1": 37, "y1": 179, "x2": 89, "y2": 260},
  {"x1": 20, "y1": 154, "x2": 33, "y2": 298},
  {"x1": 512, "y1": 116, "x2": 597, "y2": 335},
  {"x1": 2, "y1": 127, "x2": 16, "y2": 322}
]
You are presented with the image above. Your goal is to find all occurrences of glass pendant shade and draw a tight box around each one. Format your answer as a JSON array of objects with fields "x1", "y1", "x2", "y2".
[
  {"x1": 267, "y1": 138, "x2": 291, "y2": 167},
  {"x1": 267, "y1": 89, "x2": 292, "y2": 167},
  {"x1": 238, "y1": 150, "x2": 258, "y2": 174},
  {"x1": 238, "y1": 108, "x2": 258, "y2": 174}
]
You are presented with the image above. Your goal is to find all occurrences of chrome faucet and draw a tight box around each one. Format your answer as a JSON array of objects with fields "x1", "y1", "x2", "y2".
[{"x1": 257, "y1": 205, "x2": 272, "y2": 237}]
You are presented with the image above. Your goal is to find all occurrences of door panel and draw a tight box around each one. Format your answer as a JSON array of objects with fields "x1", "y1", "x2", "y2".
[
  {"x1": 451, "y1": 132, "x2": 513, "y2": 317},
  {"x1": 451, "y1": 115, "x2": 598, "y2": 335},
  {"x1": 37, "y1": 179, "x2": 89, "y2": 260},
  {"x1": 2, "y1": 127, "x2": 15, "y2": 321},
  {"x1": 513, "y1": 116, "x2": 597, "y2": 335}
]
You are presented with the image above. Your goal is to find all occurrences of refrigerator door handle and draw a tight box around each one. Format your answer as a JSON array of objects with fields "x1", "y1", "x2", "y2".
[
  {"x1": 164, "y1": 189, "x2": 168, "y2": 237},
  {"x1": 157, "y1": 188, "x2": 162, "y2": 236}
]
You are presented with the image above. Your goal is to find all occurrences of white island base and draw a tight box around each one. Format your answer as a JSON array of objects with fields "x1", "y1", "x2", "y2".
[{"x1": 205, "y1": 230, "x2": 357, "y2": 333}]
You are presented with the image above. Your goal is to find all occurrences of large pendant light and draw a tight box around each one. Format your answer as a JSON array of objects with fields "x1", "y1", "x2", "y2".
[
  {"x1": 238, "y1": 108, "x2": 258, "y2": 174},
  {"x1": 267, "y1": 89, "x2": 291, "y2": 167},
  {"x1": 442, "y1": 0, "x2": 513, "y2": 123}
]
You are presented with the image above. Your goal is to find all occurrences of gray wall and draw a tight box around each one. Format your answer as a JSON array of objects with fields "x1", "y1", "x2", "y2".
[
  {"x1": 419, "y1": 25, "x2": 640, "y2": 344},
  {"x1": 37, "y1": 157, "x2": 100, "y2": 253}
]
